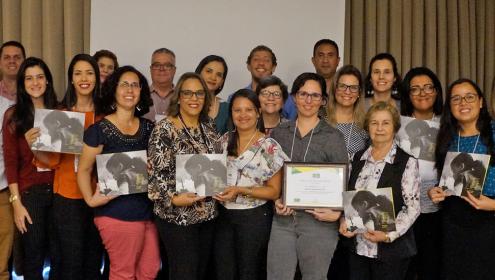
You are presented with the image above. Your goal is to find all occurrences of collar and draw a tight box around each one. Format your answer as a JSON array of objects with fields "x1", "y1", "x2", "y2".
[
  {"x1": 0, "y1": 80, "x2": 16, "y2": 101},
  {"x1": 360, "y1": 141, "x2": 398, "y2": 164},
  {"x1": 283, "y1": 118, "x2": 327, "y2": 137},
  {"x1": 150, "y1": 84, "x2": 174, "y2": 99}
]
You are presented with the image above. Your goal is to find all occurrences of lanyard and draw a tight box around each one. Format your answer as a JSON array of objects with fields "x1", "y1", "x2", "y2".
[
  {"x1": 290, "y1": 119, "x2": 316, "y2": 162},
  {"x1": 178, "y1": 114, "x2": 213, "y2": 153}
]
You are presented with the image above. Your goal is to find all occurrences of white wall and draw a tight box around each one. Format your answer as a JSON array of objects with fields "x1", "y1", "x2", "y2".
[{"x1": 90, "y1": 0, "x2": 345, "y2": 99}]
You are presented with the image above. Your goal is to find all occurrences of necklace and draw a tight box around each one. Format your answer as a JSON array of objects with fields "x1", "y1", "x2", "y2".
[
  {"x1": 457, "y1": 131, "x2": 479, "y2": 153},
  {"x1": 290, "y1": 119, "x2": 317, "y2": 162},
  {"x1": 238, "y1": 130, "x2": 258, "y2": 155}
]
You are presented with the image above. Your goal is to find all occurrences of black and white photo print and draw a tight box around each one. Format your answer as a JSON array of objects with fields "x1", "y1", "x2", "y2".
[{"x1": 32, "y1": 109, "x2": 86, "y2": 154}]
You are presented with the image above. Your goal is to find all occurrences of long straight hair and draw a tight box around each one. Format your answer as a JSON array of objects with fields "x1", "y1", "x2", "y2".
[
  {"x1": 61, "y1": 54, "x2": 101, "y2": 113},
  {"x1": 11, "y1": 57, "x2": 58, "y2": 135}
]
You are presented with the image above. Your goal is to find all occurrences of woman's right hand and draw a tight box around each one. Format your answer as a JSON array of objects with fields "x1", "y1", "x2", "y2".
[
  {"x1": 24, "y1": 127, "x2": 41, "y2": 147},
  {"x1": 172, "y1": 192, "x2": 205, "y2": 207},
  {"x1": 274, "y1": 199, "x2": 293, "y2": 216},
  {"x1": 428, "y1": 186, "x2": 447, "y2": 203},
  {"x1": 339, "y1": 218, "x2": 357, "y2": 238},
  {"x1": 12, "y1": 200, "x2": 32, "y2": 234}
]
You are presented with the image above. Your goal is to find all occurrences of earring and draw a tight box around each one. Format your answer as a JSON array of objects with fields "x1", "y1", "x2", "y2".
[
  {"x1": 110, "y1": 104, "x2": 116, "y2": 110},
  {"x1": 367, "y1": 89, "x2": 374, "y2": 96},
  {"x1": 392, "y1": 88, "x2": 398, "y2": 96},
  {"x1": 136, "y1": 105, "x2": 142, "y2": 111}
]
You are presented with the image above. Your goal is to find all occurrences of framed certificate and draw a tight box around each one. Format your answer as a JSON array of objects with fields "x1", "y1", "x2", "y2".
[{"x1": 283, "y1": 162, "x2": 348, "y2": 209}]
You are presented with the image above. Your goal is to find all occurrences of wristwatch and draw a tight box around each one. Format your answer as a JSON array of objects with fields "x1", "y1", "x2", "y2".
[{"x1": 8, "y1": 194, "x2": 18, "y2": 203}]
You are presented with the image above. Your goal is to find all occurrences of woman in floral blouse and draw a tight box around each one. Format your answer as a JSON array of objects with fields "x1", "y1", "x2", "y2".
[
  {"x1": 340, "y1": 102, "x2": 420, "y2": 280},
  {"x1": 147, "y1": 72, "x2": 221, "y2": 280},
  {"x1": 213, "y1": 89, "x2": 288, "y2": 280}
]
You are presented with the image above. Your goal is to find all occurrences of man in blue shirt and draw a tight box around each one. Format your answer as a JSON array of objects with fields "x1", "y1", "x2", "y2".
[{"x1": 283, "y1": 39, "x2": 341, "y2": 120}]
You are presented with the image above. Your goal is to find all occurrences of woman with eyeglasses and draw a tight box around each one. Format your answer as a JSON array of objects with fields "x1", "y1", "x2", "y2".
[
  {"x1": 213, "y1": 89, "x2": 288, "y2": 280},
  {"x1": 148, "y1": 72, "x2": 221, "y2": 280},
  {"x1": 364, "y1": 53, "x2": 402, "y2": 110},
  {"x1": 326, "y1": 65, "x2": 368, "y2": 156},
  {"x1": 428, "y1": 79, "x2": 495, "y2": 279},
  {"x1": 77, "y1": 66, "x2": 159, "y2": 279},
  {"x1": 2, "y1": 57, "x2": 58, "y2": 279},
  {"x1": 255, "y1": 75, "x2": 289, "y2": 135},
  {"x1": 28, "y1": 54, "x2": 104, "y2": 279},
  {"x1": 266, "y1": 73, "x2": 348, "y2": 279},
  {"x1": 400, "y1": 67, "x2": 444, "y2": 280},
  {"x1": 195, "y1": 55, "x2": 230, "y2": 135},
  {"x1": 324, "y1": 65, "x2": 368, "y2": 279}
]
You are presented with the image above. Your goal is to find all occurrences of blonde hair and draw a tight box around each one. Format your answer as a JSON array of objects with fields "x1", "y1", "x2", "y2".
[
  {"x1": 363, "y1": 101, "x2": 401, "y2": 133},
  {"x1": 326, "y1": 65, "x2": 365, "y2": 128}
]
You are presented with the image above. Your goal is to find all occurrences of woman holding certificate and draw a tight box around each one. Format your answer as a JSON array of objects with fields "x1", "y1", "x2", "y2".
[
  {"x1": 148, "y1": 72, "x2": 220, "y2": 280},
  {"x1": 3, "y1": 57, "x2": 58, "y2": 279},
  {"x1": 266, "y1": 73, "x2": 348, "y2": 279},
  {"x1": 340, "y1": 102, "x2": 420, "y2": 280},
  {"x1": 213, "y1": 89, "x2": 288, "y2": 280},
  {"x1": 77, "y1": 66, "x2": 159, "y2": 279},
  {"x1": 28, "y1": 54, "x2": 104, "y2": 279},
  {"x1": 428, "y1": 79, "x2": 495, "y2": 279}
]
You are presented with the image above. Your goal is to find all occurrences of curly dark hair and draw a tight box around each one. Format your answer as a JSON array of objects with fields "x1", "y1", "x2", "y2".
[{"x1": 99, "y1": 65, "x2": 152, "y2": 117}]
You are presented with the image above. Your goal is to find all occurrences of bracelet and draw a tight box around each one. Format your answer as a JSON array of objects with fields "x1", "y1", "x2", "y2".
[{"x1": 9, "y1": 194, "x2": 18, "y2": 203}]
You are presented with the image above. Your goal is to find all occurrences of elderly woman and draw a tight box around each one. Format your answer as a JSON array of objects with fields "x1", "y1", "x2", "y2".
[
  {"x1": 340, "y1": 102, "x2": 420, "y2": 280},
  {"x1": 364, "y1": 53, "x2": 402, "y2": 110},
  {"x1": 255, "y1": 75, "x2": 289, "y2": 135},
  {"x1": 429, "y1": 79, "x2": 495, "y2": 279},
  {"x1": 400, "y1": 67, "x2": 444, "y2": 280},
  {"x1": 148, "y1": 72, "x2": 220, "y2": 280}
]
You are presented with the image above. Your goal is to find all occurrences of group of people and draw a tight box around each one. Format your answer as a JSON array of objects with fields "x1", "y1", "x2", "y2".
[{"x1": 0, "y1": 37, "x2": 494, "y2": 280}]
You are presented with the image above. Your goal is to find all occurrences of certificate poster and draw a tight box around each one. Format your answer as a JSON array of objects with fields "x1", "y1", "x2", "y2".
[
  {"x1": 96, "y1": 150, "x2": 148, "y2": 196},
  {"x1": 396, "y1": 116, "x2": 439, "y2": 162},
  {"x1": 176, "y1": 154, "x2": 227, "y2": 197},
  {"x1": 283, "y1": 162, "x2": 347, "y2": 209},
  {"x1": 32, "y1": 109, "x2": 85, "y2": 154},
  {"x1": 439, "y1": 152, "x2": 490, "y2": 198},
  {"x1": 343, "y1": 188, "x2": 396, "y2": 233}
]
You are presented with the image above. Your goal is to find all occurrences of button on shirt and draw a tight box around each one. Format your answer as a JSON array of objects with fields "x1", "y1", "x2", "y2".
[
  {"x1": 0, "y1": 86, "x2": 16, "y2": 189},
  {"x1": 143, "y1": 85, "x2": 173, "y2": 122},
  {"x1": 353, "y1": 142, "x2": 420, "y2": 258}
]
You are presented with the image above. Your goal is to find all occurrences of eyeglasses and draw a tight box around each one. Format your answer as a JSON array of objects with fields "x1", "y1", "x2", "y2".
[
  {"x1": 296, "y1": 91, "x2": 323, "y2": 101},
  {"x1": 259, "y1": 90, "x2": 282, "y2": 99},
  {"x1": 180, "y1": 90, "x2": 206, "y2": 99},
  {"x1": 410, "y1": 84, "x2": 435, "y2": 96},
  {"x1": 150, "y1": 63, "x2": 176, "y2": 71},
  {"x1": 450, "y1": 93, "x2": 478, "y2": 105},
  {"x1": 118, "y1": 81, "x2": 141, "y2": 90},
  {"x1": 336, "y1": 83, "x2": 360, "y2": 94}
]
